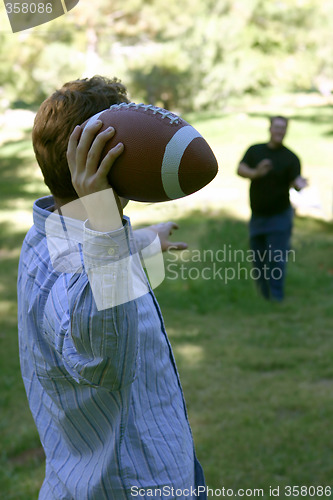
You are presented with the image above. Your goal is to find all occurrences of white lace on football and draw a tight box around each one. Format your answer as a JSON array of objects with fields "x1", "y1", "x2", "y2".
[{"x1": 109, "y1": 102, "x2": 180, "y2": 124}]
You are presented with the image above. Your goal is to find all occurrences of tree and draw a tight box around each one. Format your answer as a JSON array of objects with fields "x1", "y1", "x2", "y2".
[{"x1": 1, "y1": 0, "x2": 332, "y2": 111}]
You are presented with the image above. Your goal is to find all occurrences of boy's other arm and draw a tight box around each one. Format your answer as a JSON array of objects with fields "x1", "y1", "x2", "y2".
[{"x1": 134, "y1": 222, "x2": 188, "y2": 253}]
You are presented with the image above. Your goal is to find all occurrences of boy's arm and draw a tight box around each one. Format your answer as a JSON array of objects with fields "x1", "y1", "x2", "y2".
[
  {"x1": 134, "y1": 222, "x2": 188, "y2": 253},
  {"x1": 44, "y1": 120, "x2": 139, "y2": 390}
]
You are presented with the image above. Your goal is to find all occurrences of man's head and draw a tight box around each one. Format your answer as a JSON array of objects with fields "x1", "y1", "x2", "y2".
[
  {"x1": 32, "y1": 76, "x2": 129, "y2": 202},
  {"x1": 269, "y1": 115, "x2": 288, "y2": 148}
]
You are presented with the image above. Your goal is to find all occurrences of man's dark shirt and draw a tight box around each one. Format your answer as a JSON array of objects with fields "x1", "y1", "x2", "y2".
[{"x1": 241, "y1": 143, "x2": 301, "y2": 216}]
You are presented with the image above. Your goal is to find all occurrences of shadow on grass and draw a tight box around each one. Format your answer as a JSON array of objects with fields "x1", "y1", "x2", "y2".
[
  {"x1": 0, "y1": 136, "x2": 46, "y2": 212},
  {"x1": 247, "y1": 104, "x2": 333, "y2": 127},
  {"x1": 0, "y1": 222, "x2": 27, "y2": 303},
  {"x1": 294, "y1": 214, "x2": 333, "y2": 233},
  {"x1": 185, "y1": 101, "x2": 333, "y2": 131}
]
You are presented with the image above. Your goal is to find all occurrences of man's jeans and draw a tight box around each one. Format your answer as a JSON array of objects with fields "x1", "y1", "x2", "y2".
[{"x1": 249, "y1": 207, "x2": 293, "y2": 301}]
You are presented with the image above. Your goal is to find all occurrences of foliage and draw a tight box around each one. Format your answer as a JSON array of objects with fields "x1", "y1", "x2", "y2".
[{"x1": 1, "y1": 0, "x2": 333, "y2": 110}]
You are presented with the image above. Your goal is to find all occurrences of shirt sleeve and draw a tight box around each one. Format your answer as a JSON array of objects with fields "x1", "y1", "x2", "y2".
[
  {"x1": 133, "y1": 228, "x2": 157, "y2": 252},
  {"x1": 43, "y1": 220, "x2": 141, "y2": 391},
  {"x1": 240, "y1": 146, "x2": 255, "y2": 168},
  {"x1": 133, "y1": 228, "x2": 165, "y2": 290},
  {"x1": 288, "y1": 154, "x2": 301, "y2": 183}
]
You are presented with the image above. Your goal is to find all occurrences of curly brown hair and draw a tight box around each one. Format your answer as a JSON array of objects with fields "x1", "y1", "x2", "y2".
[{"x1": 32, "y1": 76, "x2": 129, "y2": 201}]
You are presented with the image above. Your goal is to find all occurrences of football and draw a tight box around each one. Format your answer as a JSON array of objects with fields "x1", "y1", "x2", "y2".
[{"x1": 82, "y1": 102, "x2": 218, "y2": 202}]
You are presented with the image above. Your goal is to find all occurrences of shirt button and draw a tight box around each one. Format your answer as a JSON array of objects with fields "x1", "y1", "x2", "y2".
[{"x1": 108, "y1": 247, "x2": 115, "y2": 256}]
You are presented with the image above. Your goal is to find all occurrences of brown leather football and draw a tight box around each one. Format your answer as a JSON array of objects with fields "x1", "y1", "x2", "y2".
[{"x1": 82, "y1": 103, "x2": 218, "y2": 202}]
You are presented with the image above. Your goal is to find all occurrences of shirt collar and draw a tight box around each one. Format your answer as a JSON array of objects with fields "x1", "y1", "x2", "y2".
[{"x1": 33, "y1": 195, "x2": 131, "y2": 240}]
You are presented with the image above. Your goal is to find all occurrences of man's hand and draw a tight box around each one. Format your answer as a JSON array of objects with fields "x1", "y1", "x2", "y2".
[
  {"x1": 254, "y1": 159, "x2": 273, "y2": 178},
  {"x1": 291, "y1": 175, "x2": 308, "y2": 191},
  {"x1": 147, "y1": 222, "x2": 188, "y2": 252},
  {"x1": 66, "y1": 121, "x2": 124, "y2": 232}
]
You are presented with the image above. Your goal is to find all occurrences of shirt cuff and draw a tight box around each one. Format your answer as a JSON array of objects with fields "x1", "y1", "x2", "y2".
[
  {"x1": 83, "y1": 218, "x2": 131, "y2": 271},
  {"x1": 83, "y1": 219, "x2": 150, "y2": 311}
]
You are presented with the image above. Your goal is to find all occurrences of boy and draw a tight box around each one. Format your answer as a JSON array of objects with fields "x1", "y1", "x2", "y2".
[{"x1": 18, "y1": 76, "x2": 206, "y2": 499}]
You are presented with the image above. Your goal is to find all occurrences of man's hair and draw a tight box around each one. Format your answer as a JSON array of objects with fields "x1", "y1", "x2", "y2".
[
  {"x1": 269, "y1": 115, "x2": 289, "y2": 126},
  {"x1": 32, "y1": 76, "x2": 129, "y2": 201}
]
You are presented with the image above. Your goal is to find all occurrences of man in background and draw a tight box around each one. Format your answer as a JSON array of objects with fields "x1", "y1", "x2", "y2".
[{"x1": 237, "y1": 116, "x2": 307, "y2": 301}]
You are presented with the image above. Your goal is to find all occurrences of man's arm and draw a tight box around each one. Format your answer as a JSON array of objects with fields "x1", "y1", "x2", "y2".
[
  {"x1": 287, "y1": 154, "x2": 307, "y2": 191},
  {"x1": 237, "y1": 159, "x2": 273, "y2": 180}
]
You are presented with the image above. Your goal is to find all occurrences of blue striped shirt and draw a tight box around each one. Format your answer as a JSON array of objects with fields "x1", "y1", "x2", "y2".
[{"x1": 17, "y1": 196, "x2": 205, "y2": 500}]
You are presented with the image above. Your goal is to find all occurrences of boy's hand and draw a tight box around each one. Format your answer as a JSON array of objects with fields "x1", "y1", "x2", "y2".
[
  {"x1": 67, "y1": 120, "x2": 125, "y2": 232},
  {"x1": 148, "y1": 222, "x2": 188, "y2": 252},
  {"x1": 67, "y1": 120, "x2": 124, "y2": 198}
]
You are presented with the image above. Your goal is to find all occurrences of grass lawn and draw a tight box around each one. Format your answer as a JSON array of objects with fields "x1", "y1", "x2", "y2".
[{"x1": 0, "y1": 95, "x2": 332, "y2": 499}]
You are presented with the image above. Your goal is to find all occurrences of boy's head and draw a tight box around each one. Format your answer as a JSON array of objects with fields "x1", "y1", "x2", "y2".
[{"x1": 32, "y1": 76, "x2": 129, "y2": 202}]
